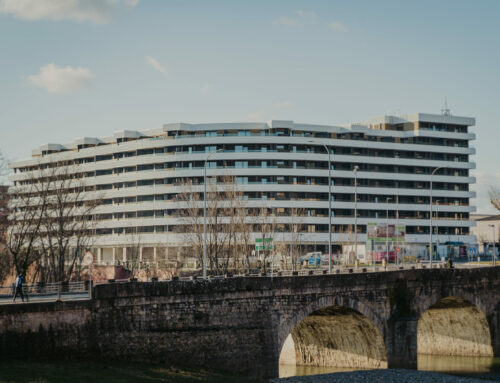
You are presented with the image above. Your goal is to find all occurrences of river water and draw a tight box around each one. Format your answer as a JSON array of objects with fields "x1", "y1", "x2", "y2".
[{"x1": 279, "y1": 355, "x2": 500, "y2": 378}]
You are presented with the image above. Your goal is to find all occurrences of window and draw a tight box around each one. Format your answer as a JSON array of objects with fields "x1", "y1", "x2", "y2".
[{"x1": 235, "y1": 161, "x2": 248, "y2": 168}]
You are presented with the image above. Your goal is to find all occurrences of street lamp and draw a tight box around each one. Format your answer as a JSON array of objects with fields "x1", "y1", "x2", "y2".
[
  {"x1": 308, "y1": 140, "x2": 332, "y2": 273},
  {"x1": 489, "y1": 224, "x2": 496, "y2": 267},
  {"x1": 429, "y1": 166, "x2": 446, "y2": 268},
  {"x1": 386, "y1": 197, "x2": 392, "y2": 263},
  {"x1": 435, "y1": 199, "x2": 440, "y2": 261},
  {"x1": 203, "y1": 148, "x2": 223, "y2": 279},
  {"x1": 354, "y1": 166, "x2": 359, "y2": 261}
]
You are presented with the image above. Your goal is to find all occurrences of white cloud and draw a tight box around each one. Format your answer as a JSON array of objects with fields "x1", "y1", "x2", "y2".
[
  {"x1": 146, "y1": 56, "x2": 168, "y2": 76},
  {"x1": 0, "y1": 0, "x2": 138, "y2": 24},
  {"x1": 274, "y1": 100, "x2": 293, "y2": 109},
  {"x1": 27, "y1": 63, "x2": 94, "y2": 94},
  {"x1": 272, "y1": 17, "x2": 302, "y2": 27},
  {"x1": 295, "y1": 10, "x2": 317, "y2": 19},
  {"x1": 327, "y1": 21, "x2": 346, "y2": 32}
]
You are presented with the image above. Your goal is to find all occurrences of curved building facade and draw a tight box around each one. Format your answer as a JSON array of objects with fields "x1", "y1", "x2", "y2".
[{"x1": 10, "y1": 112, "x2": 476, "y2": 265}]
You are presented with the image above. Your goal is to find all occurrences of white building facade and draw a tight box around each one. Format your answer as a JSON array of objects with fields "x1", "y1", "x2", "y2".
[{"x1": 9, "y1": 112, "x2": 476, "y2": 265}]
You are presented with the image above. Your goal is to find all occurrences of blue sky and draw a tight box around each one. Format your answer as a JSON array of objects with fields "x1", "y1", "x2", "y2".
[{"x1": 0, "y1": 0, "x2": 499, "y2": 213}]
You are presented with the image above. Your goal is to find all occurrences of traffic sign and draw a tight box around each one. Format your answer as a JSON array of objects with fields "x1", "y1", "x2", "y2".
[{"x1": 83, "y1": 251, "x2": 94, "y2": 266}]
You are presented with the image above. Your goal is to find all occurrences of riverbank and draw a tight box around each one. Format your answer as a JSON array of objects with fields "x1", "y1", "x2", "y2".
[
  {"x1": 0, "y1": 360, "x2": 253, "y2": 383},
  {"x1": 271, "y1": 369, "x2": 500, "y2": 382}
]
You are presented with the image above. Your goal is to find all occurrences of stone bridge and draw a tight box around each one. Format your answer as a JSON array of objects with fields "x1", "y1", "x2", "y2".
[{"x1": 0, "y1": 267, "x2": 499, "y2": 381}]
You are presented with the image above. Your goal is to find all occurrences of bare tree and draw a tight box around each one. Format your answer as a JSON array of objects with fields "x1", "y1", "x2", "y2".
[
  {"x1": 5, "y1": 172, "x2": 49, "y2": 279},
  {"x1": 175, "y1": 179, "x2": 204, "y2": 271},
  {"x1": 490, "y1": 186, "x2": 500, "y2": 212},
  {"x1": 176, "y1": 172, "x2": 250, "y2": 275},
  {"x1": 125, "y1": 229, "x2": 142, "y2": 279},
  {"x1": 255, "y1": 204, "x2": 277, "y2": 273},
  {"x1": 35, "y1": 163, "x2": 102, "y2": 283},
  {"x1": 289, "y1": 207, "x2": 305, "y2": 270}
]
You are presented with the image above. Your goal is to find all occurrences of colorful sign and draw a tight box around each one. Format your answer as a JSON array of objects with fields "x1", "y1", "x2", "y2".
[
  {"x1": 366, "y1": 223, "x2": 405, "y2": 262},
  {"x1": 255, "y1": 237, "x2": 274, "y2": 251},
  {"x1": 366, "y1": 223, "x2": 405, "y2": 242}
]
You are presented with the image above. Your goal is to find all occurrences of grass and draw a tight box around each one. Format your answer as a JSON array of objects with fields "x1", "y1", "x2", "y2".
[{"x1": 0, "y1": 360, "x2": 254, "y2": 383}]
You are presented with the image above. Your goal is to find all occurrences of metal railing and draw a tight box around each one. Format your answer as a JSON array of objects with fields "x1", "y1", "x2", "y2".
[{"x1": 0, "y1": 281, "x2": 90, "y2": 304}]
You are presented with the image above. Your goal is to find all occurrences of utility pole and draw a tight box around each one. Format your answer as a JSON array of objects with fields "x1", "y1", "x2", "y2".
[
  {"x1": 430, "y1": 166, "x2": 446, "y2": 268},
  {"x1": 308, "y1": 141, "x2": 332, "y2": 273},
  {"x1": 354, "y1": 165, "x2": 359, "y2": 262},
  {"x1": 386, "y1": 197, "x2": 392, "y2": 263},
  {"x1": 489, "y1": 224, "x2": 496, "y2": 267}
]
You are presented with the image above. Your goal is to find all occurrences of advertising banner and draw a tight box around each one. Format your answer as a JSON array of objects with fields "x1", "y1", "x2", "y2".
[
  {"x1": 255, "y1": 237, "x2": 274, "y2": 251},
  {"x1": 366, "y1": 223, "x2": 405, "y2": 262},
  {"x1": 366, "y1": 223, "x2": 405, "y2": 242}
]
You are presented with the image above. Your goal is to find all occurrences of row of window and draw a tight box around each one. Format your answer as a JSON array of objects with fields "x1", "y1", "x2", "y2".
[
  {"x1": 17, "y1": 140, "x2": 471, "y2": 173},
  {"x1": 95, "y1": 224, "x2": 470, "y2": 236},
  {"x1": 96, "y1": 190, "x2": 470, "y2": 206},
  {"x1": 97, "y1": 209, "x2": 469, "y2": 221}
]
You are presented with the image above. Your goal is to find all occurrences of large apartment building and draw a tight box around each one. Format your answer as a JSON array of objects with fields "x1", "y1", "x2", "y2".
[{"x1": 9, "y1": 112, "x2": 476, "y2": 265}]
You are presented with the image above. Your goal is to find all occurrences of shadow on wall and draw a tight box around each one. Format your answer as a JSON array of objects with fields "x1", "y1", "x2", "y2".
[
  {"x1": 279, "y1": 306, "x2": 387, "y2": 374},
  {"x1": 418, "y1": 297, "x2": 493, "y2": 357}
]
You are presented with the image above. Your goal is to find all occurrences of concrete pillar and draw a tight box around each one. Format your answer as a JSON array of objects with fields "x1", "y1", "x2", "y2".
[
  {"x1": 153, "y1": 247, "x2": 157, "y2": 263},
  {"x1": 123, "y1": 247, "x2": 127, "y2": 262},
  {"x1": 385, "y1": 317, "x2": 418, "y2": 369},
  {"x1": 97, "y1": 248, "x2": 102, "y2": 265},
  {"x1": 112, "y1": 248, "x2": 116, "y2": 264},
  {"x1": 139, "y1": 247, "x2": 143, "y2": 262}
]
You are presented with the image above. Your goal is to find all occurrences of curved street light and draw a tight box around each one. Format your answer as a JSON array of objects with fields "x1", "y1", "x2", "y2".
[
  {"x1": 429, "y1": 166, "x2": 446, "y2": 268},
  {"x1": 353, "y1": 166, "x2": 359, "y2": 261},
  {"x1": 308, "y1": 141, "x2": 332, "y2": 273}
]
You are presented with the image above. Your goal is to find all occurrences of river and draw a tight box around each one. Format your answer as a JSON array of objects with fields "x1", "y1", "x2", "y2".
[{"x1": 279, "y1": 354, "x2": 500, "y2": 378}]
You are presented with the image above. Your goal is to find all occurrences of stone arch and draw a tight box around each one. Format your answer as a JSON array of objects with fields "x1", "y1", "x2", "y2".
[
  {"x1": 417, "y1": 295, "x2": 493, "y2": 357},
  {"x1": 417, "y1": 288, "x2": 489, "y2": 319},
  {"x1": 276, "y1": 295, "x2": 387, "y2": 372}
]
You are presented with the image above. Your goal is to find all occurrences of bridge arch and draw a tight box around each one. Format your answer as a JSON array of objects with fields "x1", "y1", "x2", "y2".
[
  {"x1": 417, "y1": 295, "x2": 493, "y2": 358},
  {"x1": 276, "y1": 295, "x2": 387, "y2": 374}
]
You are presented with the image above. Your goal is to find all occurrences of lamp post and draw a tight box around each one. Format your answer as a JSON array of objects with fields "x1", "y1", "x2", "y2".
[
  {"x1": 354, "y1": 166, "x2": 359, "y2": 262},
  {"x1": 308, "y1": 141, "x2": 332, "y2": 273},
  {"x1": 435, "y1": 199, "x2": 440, "y2": 261},
  {"x1": 203, "y1": 148, "x2": 223, "y2": 279},
  {"x1": 430, "y1": 166, "x2": 446, "y2": 268},
  {"x1": 386, "y1": 197, "x2": 392, "y2": 263},
  {"x1": 396, "y1": 190, "x2": 399, "y2": 265},
  {"x1": 489, "y1": 224, "x2": 496, "y2": 267}
]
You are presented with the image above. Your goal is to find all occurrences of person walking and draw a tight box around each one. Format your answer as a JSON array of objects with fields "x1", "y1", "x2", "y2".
[{"x1": 12, "y1": 274, "x2": 26, "y2": 303}]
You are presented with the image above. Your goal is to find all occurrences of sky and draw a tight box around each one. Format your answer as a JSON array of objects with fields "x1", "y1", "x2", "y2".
[{"x1": 0, "y1": 0, "x2": 499, "y2": 213}]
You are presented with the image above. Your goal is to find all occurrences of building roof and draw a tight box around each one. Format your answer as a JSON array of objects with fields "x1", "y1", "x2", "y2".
[{"x1": 471, "y1": 214, "x2": 500, "y2": 222}]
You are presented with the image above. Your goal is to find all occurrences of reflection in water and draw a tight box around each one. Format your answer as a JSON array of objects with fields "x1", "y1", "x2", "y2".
[
  {"x1": 279, "y1": 364, "x2": 368, "y2": 378},
  {"x1": 280, "y1": 355, "x2": 500, "y2": 378},
  {"x1": 418, "y1": 354, "x2": 500, "y2": 374}
]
